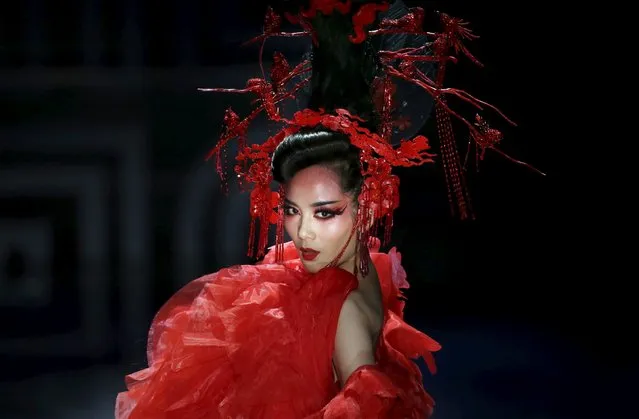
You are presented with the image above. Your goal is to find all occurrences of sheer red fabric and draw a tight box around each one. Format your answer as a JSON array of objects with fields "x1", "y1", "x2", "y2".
[{"x1": 115, "y1": 241, "x2": 440, "y2": 418}]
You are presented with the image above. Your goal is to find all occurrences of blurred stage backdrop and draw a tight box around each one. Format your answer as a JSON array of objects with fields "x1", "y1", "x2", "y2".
[{"x1": 0, "y1": 1, "x2": 619, "y2": 418}]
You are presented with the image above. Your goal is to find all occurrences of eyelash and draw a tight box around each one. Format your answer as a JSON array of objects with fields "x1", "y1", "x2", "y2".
[{"x1": 283, "y1": 206, "x2": 345, "y2": 219}]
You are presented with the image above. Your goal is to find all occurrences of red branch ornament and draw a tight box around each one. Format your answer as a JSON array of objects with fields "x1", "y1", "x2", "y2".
[{"x1": 199, "y1": 2, "x2": 544, "y2": 265}]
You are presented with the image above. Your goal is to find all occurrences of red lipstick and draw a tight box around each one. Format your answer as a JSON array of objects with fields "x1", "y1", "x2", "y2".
[{"x1": 300, "y1": 247, "x2": 320, "y2": 261}]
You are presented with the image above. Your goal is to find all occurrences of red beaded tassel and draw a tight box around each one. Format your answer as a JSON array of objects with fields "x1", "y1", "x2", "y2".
[
  {"x1": 274, "y1": 185, "x2": 286, "y2": 263},
  {"x1": 435, "y1": 98, "x2": 473, "y2": 220}
]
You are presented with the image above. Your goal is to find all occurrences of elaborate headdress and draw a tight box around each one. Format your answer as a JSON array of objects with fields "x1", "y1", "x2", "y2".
[{"x1": 199, "y1": 0, "x2": 543, "y2": 271}]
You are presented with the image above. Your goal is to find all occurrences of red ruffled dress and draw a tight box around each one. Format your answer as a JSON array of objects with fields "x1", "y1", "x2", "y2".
[{"x1": 115, "y1": 240, "x2": 441, "y2": 418}]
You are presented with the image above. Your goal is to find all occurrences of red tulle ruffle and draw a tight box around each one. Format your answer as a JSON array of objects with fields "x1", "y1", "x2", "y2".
[{"x1": 116, "y1": 241, "x2": 440, "y2": 418}]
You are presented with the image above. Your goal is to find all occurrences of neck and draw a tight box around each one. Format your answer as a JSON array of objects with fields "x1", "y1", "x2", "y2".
[
  {"x1": 337, "y1": 254, "x2": 357, "y2": 276},
  {"x1": 337, "y1": 246, "x2": 370, "y2": 280}
]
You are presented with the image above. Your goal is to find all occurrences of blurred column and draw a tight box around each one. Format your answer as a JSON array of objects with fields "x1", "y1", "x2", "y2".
[
  {"x1": 176, "y1": 0, "x2": 195, "y2": 66},
  {"x1": 24, "y1": 0, "x2": 43, "y2": 66},
  {"x1": 119, "y1": 127, "x2": 151, "y2": 364},
  {"x1": 122, "y1": 0, "x2": 142, "y2": 66},
  {"x1": 82, "y1": 0, "x2": 101, "y2": 65}
]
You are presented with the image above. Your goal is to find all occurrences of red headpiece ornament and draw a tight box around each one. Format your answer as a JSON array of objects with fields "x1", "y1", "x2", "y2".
[{"x1": 199, "y1": 1, "x2": 544, "y2": 272}]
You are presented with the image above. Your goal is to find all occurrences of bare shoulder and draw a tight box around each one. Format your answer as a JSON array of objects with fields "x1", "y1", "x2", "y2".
[
  {"x1": 345, "y1": 288, "x2": 382, "y2": 334},
  {"x1": 353, "y1": 263, "x2": 384, "y2": 334},
  {"x1": 332, "y1": 287, "x2": 383, "y2": 386}
]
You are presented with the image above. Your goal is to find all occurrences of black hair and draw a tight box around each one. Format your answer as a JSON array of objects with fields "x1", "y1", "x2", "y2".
[
  {"x1": 270, "y1": 2, "x2": 383, "y2": 199},
  {"x1": 272, "y1": 130, "x2": 363, "y2": 197}
]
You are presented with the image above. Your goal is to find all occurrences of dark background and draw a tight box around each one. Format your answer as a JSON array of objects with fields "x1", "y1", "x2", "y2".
[{"x1": 0, "y1": 1, "x2": 618, "y2": 418}]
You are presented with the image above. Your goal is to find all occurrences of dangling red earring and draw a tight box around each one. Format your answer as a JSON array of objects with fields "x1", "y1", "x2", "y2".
[
  {"x1": 357, "y1": 207, "x2": 371, "y2": 277},
  {"x1": 275, "y1": 185, "x2": 286, "y2": 264}
]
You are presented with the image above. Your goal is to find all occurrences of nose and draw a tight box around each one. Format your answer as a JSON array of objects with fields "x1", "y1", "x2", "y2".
[{"x1": 297, "y1": 216, "x2": 316, "y2": 241}]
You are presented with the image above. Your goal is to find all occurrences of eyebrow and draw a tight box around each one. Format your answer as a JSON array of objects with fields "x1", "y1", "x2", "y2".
[{"x1": 284, "y1": 198, "x2": 341, "y2": 208}]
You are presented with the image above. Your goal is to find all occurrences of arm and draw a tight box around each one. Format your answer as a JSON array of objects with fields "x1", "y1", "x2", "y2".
[{"x1": 333, "y1": 292, "x2": 377, "y2": 387}]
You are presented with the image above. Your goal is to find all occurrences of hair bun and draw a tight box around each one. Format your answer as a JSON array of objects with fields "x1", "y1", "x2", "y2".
[
  {"x1": 304, "y1": 8, "x2": 380, "y2": 127},
  {"x1": 271, "y1": 1, "x2": 435, "y2": 140}
]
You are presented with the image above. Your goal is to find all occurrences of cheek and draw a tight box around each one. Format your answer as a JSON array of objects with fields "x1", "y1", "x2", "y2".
[
  {"x1": 283, "y1": 218, "x2": 297, "y2": 240},
  {"x1": 318, "y1": 216, "x2": 354, "y2": 244}
]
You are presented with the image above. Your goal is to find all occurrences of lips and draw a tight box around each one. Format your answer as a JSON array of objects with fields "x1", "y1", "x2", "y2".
[{"x1": 300, "y1": 247, "x2": 320, "y2": 261}]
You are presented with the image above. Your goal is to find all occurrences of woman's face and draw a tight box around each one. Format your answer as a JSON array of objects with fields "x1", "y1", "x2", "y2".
[{"x1": 283, "y1": 165, "x2": 357, "y2": 274}]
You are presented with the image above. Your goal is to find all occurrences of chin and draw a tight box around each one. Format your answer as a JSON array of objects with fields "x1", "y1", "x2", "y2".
[{"x1": 300, "y1": 260, "x2": 322, "y2": 274}]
